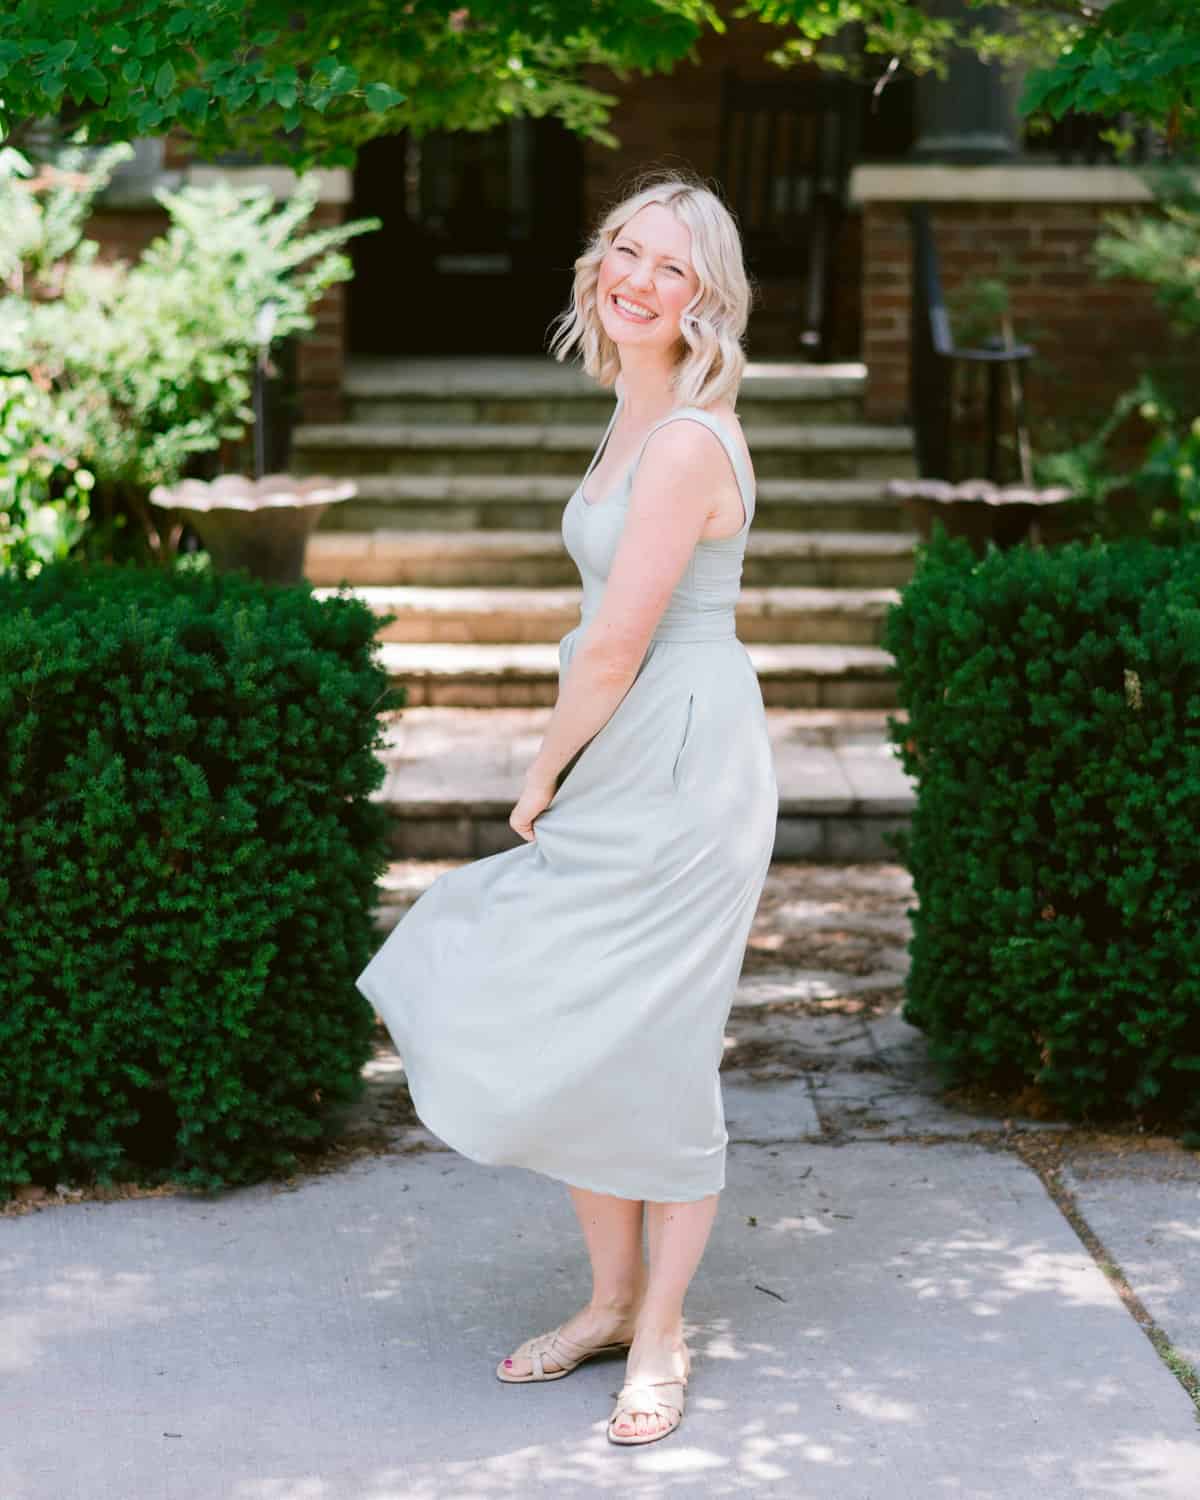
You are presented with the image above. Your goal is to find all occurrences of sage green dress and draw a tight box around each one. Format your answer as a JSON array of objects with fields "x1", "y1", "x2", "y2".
[{"x1": 356, "y1": 391, "x2": 779, "y2": 1201}]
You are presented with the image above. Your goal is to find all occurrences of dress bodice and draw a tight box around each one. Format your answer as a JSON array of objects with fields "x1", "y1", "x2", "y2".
[{"x1": 560, "y1": 392, "x2": 756, "y2": 644}]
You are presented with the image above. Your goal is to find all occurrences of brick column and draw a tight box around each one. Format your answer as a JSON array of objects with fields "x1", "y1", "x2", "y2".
[
  {"x1": 860, "y1": 204, "x2": 911, "y2": 424},
  {"x1": 851, "y1": 165, "x2": 1191, "y2": 439},
  {"x1": 295, "y1": 202, "x2": 348, "y2": 425}
]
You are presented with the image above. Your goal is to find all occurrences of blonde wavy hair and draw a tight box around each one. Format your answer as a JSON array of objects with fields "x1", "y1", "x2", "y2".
[{"x1": 547, "y1": 168, "x2": 755, "y2": 410}]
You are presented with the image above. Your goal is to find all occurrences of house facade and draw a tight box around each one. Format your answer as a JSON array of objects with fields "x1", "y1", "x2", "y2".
[{"x1": 86, "y1": 5, "x2": 1188, "y2": 449}]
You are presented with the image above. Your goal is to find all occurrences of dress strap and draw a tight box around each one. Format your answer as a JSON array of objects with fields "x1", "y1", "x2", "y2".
[
  {"x1": 580, "y1": 390, "x2": 623, "y2": 494},
  {"x1": 631, "y1": 404, "x2": 755, "y2": 527}
]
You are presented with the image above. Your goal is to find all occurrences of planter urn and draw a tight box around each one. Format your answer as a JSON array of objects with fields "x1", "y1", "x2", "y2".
[
  {"x1": 886, "y1": 478, "x2": 1079, "y2": 556},
  {"x1": 149, "y1": 473, "x2": 355, "y2": 585}
]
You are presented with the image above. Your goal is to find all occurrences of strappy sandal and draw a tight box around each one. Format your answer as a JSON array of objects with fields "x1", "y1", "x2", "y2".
[
  {"x1": 606, "y1": 1372, "x2": 689, "y2": 1446},
  {"x1": 495, "y1": 1322, "x2": 633, "y2": 1384}
]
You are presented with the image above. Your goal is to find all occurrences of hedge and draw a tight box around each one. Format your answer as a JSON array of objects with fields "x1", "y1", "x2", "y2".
[
  {"x1": 883, "y1": 527, "x2": 1200, "y2": 1133},
  {"x1": 0, "y1": 560, "x2": 401, "y2": 1197}
]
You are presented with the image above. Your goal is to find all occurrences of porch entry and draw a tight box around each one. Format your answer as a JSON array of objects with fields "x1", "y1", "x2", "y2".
[
  {"x1": 346, "y1": 70, "x2": 880, "y2": 359},
  {"x1": 347, "y1": 117, "x2": 584, "y2": 357}
]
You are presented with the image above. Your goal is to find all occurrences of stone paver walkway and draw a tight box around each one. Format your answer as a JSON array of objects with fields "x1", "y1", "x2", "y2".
[{"x1": 4, "y1": 862, "x2": 1198, "y2": 1499}]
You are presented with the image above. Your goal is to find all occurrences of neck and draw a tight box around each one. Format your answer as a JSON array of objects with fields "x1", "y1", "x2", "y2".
[{"x1": 616, "y1": 347, "x2": 683, "y2": 425}]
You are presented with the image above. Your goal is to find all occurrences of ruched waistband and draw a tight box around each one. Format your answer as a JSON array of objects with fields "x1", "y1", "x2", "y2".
[{"x1": 578, "y1": 608, "x2": 737, "y2": 644}]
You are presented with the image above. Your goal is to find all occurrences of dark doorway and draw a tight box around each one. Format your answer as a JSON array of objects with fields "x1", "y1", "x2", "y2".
[{"x1": 347, "y1": 118, "x2": 585, "y2": 356}]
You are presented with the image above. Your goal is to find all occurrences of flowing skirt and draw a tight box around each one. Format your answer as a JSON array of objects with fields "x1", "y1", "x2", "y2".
[{"x1": 356, "y1": 628, "x2": 779, "y2": 1201}]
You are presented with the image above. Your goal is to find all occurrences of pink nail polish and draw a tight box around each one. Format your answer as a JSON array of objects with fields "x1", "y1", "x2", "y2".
[{"x1": 504, "y1": 1359, "x2": 512, "y2": 1366}]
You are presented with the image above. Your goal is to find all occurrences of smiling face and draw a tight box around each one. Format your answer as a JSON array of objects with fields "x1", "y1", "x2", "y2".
[{"x1": 596, "y1": 201, "x2": 700, "y2": 356}]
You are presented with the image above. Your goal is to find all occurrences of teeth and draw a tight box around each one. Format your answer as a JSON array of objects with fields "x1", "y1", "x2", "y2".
[{"x1": 614, "y1": 295, "x2": 655, "y2": 320}]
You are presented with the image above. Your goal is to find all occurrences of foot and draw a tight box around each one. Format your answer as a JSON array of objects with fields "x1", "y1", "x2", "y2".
[
  {"x1": 501, "y1": 1300, "x2": 642, "y2": 1379},
  {"x1": 610, "y1": 1329, "x2": 690, "y2": 1440}
]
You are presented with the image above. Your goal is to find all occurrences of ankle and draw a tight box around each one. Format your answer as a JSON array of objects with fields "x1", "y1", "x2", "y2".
[
  {"x1": 631, "y1": 1315, "x2": 684, "y2": 1345},
  {"x1": 588, "y1": 1288, "x2": 644, "y2": 1320}
]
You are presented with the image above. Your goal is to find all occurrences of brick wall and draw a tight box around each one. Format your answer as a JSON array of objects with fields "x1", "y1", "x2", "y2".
[
  {"x1": 292, "y1": 202, "x2": 348, "y2": 424},
  {"x1": 86, "y1": 206, "x2": 170, "y2": 266},
  {"x1": 859, "y1": 191, "x2": 1187, "y2": 449}
]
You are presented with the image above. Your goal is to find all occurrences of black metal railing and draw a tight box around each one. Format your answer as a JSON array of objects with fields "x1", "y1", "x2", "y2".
[{"x1": 908, "y1": 203, "x2": 1035, "y2": 481}]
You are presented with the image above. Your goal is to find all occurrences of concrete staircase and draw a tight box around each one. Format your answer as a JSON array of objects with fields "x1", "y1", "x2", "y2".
[{"x1": 296, "y1": 357, "x2": 920, "y2": 861}]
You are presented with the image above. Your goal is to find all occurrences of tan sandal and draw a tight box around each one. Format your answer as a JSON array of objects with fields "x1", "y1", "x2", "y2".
[
  {"x1": 496, "y1": 1322, "x2": 633, "y2": 1384},
  {"x1": 607, "y1": 1373, "x2": 689, "y2": 1445}
]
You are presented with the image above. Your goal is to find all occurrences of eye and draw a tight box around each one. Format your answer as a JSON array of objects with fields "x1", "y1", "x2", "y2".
[{"x1": 616, "y1": 244, "x2": 635, "y2": 255}]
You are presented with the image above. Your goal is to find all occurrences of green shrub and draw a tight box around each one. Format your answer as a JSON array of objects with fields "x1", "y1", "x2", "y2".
[
  {"x1": 882, "y1": 526, "x2": 1200, "y2": 1130},
  {"x1": 0, "y1": 559, "x2": 402, "y2": 1198},
  {"x1": 1034, "y1": 371, "x2": 1200, "y2": 542},
  {"x1": 1091, "y1": 164, "x2": 1200, "y2": 336},
  {"x1": 0, "y1": 373, "x2": 94, "y2": 580},
  {"x1": 0, "y1": 147, "x2": 378, "y2": 568}
]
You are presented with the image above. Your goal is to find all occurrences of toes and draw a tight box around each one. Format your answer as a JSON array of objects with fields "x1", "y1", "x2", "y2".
[{"x1": 613, "y1": 1410, "x2": 664, "y2": 1438}]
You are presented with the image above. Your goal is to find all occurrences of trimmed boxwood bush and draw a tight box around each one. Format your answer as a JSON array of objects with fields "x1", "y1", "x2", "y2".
[
  {"x1": 0, "y1": 559, "x2": 401, "y2": 1198},
  {"x1": 883, "y1": 527, "x2": 1200, "y2": 1132}
]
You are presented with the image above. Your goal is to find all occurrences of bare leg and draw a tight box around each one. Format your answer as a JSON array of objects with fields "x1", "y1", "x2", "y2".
[
  {"x1": 501, "y1": 1185, "x2": 648, "y2": 1377},
  {"x1": 611, "y1": 1192, "x2": 719, "y2": 1439}
]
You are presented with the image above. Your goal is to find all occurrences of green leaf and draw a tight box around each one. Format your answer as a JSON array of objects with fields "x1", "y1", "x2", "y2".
[
  {"x1": 364, "y1": 82, "x2": 404, "y2": 113},
  {"x1": 179, "y1": 86, "x2": 208, "y2": 119},
  {"x1": 122, "y1": 58, "x2": 141, "y2": 85},
  {"x1": 80, "y1": 65, "x2": 108, "y2": 104},
  {"x1": 326, "y1": 64, "x2": 358, "y2": 94},
  {"x1": 155, "y1": 61, "x2": 175, "y2": 99}
]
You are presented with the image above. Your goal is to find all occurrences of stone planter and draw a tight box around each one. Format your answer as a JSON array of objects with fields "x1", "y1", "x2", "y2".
[
  {"x1": 149, "y1": 474, "x2": 355, "y2": 584},
  {"x1": 886, "y1": 478, "x2": 1079, "y2": 556}
]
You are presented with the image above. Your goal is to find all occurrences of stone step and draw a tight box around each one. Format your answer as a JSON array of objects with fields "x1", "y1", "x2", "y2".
[
  {"x1": 293, "y1": 420, "x2": 917, "y2": 481},
  {"x1": 316, "y1": 475, "x2": 915, "y2": 533},
  {"x1": 314, "y1": 583, "x2": 900, "y2": 646},
  {"x1": 343, "y1": 355, "x2": 869, "y2": 426},
  {"x1": 306, "y1": 529, "x2": 918, "y2": 589},
  {"x1": 370, "y1": 705, "x2": 913, "y2": 862},
  {"x1": 373, "y1": 640, "x2": 897, "y2": 709}
]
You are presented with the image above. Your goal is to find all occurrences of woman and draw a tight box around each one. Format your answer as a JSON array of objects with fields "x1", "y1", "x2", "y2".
[{"x1": 356, "y1": 169, "x2": 778, "y2": 1446}]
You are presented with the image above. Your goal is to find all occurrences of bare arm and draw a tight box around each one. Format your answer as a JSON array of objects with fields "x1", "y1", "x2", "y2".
[{"x1": 518, "y1": 419, "x2": 728, "y2": 806}]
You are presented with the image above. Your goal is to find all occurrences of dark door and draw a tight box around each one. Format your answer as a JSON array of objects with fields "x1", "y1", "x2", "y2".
[{"x1": 347, "y1": 117, "x2": 584, "y2": 356}]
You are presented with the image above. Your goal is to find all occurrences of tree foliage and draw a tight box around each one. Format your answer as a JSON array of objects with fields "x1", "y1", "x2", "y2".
[
  {"x1": 1, "y1": 2, "x2": 1192, "y2": 166},
  {"x1": 0, "y1": 0, "x2": 722, "y2": 164},
  {"x1": 1019, "y1": 0, "x2": 1200, "y2": 150}
]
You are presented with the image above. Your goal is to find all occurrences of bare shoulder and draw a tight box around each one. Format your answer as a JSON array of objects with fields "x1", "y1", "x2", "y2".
[
  {"x1": 641, "y1": 402, "x2": 748, "y2": 466},
  {"x1": 689, "y1": 400, "x2": 754, "y2": 475}
]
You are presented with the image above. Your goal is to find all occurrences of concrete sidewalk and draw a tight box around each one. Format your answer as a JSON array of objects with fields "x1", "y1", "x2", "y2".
[{"x1": 4, "y1": 863, "x2": 1199, "y2": 1499}]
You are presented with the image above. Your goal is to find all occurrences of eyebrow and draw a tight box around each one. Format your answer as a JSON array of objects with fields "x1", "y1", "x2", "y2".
[{"x1": 617, "y1": 234, "x2": 692, "y2": 270}]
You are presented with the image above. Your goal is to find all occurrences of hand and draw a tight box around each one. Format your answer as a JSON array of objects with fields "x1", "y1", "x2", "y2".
[{"x1": 509, "y1": 773, "x2": 556, "y2": 843}]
